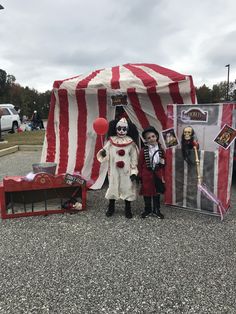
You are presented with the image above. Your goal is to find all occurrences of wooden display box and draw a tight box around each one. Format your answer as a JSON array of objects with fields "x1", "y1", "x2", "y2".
[{"x1": 0, "y1": 173, "x2": 87, "y2": 219}]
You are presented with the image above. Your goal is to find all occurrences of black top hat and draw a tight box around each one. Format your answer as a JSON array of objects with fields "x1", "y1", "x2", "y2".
[{"x1": 142, "y1": 126, "x2": 159, "y2": 139}]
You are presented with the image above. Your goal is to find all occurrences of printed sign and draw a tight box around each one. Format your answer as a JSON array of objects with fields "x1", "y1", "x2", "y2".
[
  {"x1": 64, "y1": 173, "x2": 86, "y2": 185},
  {"x1": 161, "y1": 128, "x2": 179, "y2": 149},
  {"x1": 111, "y1": 93, "x2": 128, "y2": 106},
  {"x1": 214, "y1": 124, "x2": 236, "y2": 150},
  {"x1": 181, "y1": 107, "x2": 208, "y2": 122}
]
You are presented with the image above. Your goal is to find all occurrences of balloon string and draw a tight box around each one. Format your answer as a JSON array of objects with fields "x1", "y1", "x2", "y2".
[{"x1": 100, "y1": 135, "x2": 104, "y2": 147}]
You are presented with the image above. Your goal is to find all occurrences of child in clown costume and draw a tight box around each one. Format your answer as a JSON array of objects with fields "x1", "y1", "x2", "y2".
[
  {"x1": 97, "y1": 118, "x2": 139, "y2": 218},
  {"x1": 138, "y1": 126, "x2": 165, "y2": 219}
]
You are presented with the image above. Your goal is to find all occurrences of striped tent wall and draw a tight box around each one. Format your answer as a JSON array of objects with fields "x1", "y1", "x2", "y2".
[
  {"x1": 165, "y1": 103, "x2": 236, "y2": 217},
  {"x1": 41, "y1": 63, "x2": 196, "y2": 189}
]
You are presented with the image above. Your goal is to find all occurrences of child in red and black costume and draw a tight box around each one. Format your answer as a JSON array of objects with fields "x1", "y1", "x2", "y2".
[{"x1": 138, "y1": 126, "x2": 165, "y2": 219}]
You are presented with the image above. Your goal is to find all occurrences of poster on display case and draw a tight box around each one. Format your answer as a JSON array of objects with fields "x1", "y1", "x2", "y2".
[{"x1": 213, "y1": 124, "x2": 236, "y2": 150}]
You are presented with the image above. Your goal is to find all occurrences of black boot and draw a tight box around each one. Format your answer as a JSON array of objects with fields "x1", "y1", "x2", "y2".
[
  {"x1": 106, "y1": 199, "x2": 115, "y2": 217},
  {"x1": 141, "y1": 196, "x2": 152, "y2": 218},
  {"x1": 153, "y1": 195, "x2": 164, "y2": 219},
  {"x1": 125, "y1": 200, "x2": 133, "y2": 219}
]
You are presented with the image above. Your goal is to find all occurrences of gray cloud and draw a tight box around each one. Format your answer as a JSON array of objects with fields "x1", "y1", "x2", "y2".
[{"x1": 0, "y1": 0, "x2": 236, "y2": 91}]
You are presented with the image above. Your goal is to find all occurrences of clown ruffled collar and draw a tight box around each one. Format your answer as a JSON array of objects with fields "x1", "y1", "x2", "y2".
[{"x1": 109, "y1": 136, "x2": 134, "y2": 147}]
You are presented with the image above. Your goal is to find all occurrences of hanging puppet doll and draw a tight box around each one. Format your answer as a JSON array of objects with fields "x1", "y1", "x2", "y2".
[
  {"x1": 181, "y1": 126, "x2": 199, "y2": 165},
  {"x1": 138, "y1": 126, "x2": 165, "y2": 219},
  {"x1": 97, "y1": 117, "x2": 139, "y2": 219}
]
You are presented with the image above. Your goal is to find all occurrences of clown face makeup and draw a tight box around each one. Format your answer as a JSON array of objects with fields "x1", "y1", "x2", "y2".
[
  {"x1": 145, "y1": 132, "x2": 158, "y2": 145},
  {"x1": 116, "y1": 125, "x2": 128, "y2": 137},
  {"x1": 116, "y1": 117, "x2": 128, "y2": 137}
]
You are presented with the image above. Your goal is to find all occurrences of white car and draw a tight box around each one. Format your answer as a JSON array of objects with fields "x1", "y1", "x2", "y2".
[{"x1": 0, "y1": 104, "x2": 21, "y2": 133}]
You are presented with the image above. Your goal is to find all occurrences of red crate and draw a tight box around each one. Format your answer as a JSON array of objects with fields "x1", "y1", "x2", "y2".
[{"x1": 0, "y1": 173, "x2": 87, "y2": 219}]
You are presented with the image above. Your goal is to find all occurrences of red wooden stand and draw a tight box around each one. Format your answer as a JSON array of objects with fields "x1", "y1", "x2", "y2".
[{"x1": 0, "y1": 173, "x2": 87, "y2": 219}]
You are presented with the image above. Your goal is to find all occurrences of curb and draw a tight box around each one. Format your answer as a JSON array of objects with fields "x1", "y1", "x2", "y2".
[
  {"x1": 0, "y1": 145, "x2": 42, "y2": 157},
  {"x1": 19, "y1": 145, "x2": 43, "y2": 151},
  {"x1": 0, "y1": 145, "x2": 19, "y2": 157}
]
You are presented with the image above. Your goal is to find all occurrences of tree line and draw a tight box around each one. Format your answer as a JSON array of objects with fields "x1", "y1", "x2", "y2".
[
  {"x1": 0, "y1": 69, "x2": 236, "y2": 120},
  {"x1": 195, "y1": 81, "x2": 236, "y2": 103},
  {"x1": 0, "y1": 69, "x2": 51, "y2": 119}
]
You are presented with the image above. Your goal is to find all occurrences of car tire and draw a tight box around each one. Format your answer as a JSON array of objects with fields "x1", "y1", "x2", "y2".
[{"x1": 12, "y1": 122, "x2": 18, "y2": 133}]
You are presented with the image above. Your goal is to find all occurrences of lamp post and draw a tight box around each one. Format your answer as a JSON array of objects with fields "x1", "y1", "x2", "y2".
[
  {"x1": 225, "y1": 64, "x2": 230, "y2": 101},
  {"x1": 0, "y1": 5, "x2": 4, "y2": 141},
  {"x1": 0, "y1": 109, "x2": 4, "y2": 142}
]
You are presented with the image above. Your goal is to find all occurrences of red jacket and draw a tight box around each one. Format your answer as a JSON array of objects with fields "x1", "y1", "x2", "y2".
[{"x1": 138, "y1": 146, "x2": 165, "y2": 196}]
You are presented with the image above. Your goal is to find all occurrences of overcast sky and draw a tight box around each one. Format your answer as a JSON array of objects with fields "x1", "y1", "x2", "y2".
[{"x1": 1, "y1": 0, "x2": 236, "y2": 92}]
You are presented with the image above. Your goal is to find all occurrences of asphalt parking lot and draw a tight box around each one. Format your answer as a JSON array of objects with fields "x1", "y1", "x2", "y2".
[{"x1": 0, "y1": 150, "x2": 236, "y2": 314}]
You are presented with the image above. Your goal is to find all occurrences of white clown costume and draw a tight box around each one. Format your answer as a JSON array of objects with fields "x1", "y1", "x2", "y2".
[{"x1": 97, "y1": 118, "x2": 139, "y2": 218}]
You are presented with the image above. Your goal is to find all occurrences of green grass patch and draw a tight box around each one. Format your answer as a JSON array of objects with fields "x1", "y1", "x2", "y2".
[{"x1": 0, "y1": 130, "x2": 45, "y2": 150}]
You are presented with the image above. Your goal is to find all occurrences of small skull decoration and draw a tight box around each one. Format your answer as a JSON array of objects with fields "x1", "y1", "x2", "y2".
[{"x1": 183, "y1": 126, "x2": 193, "y2": 141}]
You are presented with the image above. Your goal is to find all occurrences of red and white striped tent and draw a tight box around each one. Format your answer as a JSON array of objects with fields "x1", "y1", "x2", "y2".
[{"x1": 41, "y1": 63, "x2": 196, "y2": 189}]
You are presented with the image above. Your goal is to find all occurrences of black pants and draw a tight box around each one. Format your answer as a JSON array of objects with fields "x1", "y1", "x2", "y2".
[{"x1": 144, "y1": 195, "x2": 160, "y2": 213}]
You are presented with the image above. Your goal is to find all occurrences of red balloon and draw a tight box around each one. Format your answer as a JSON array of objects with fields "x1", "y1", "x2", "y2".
[{"x1": 93, "y1": 117, "x2": 109, "y2": 135}]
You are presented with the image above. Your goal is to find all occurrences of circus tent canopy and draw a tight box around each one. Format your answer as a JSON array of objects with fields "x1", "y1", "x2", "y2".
[{"x1": 41, "y1": 63, "x2": 196, "y2": 189}]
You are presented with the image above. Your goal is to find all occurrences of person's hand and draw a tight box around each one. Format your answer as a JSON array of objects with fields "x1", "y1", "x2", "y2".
[
  {"x1": 159, "y1": 149, "x2": 164, "y2": 158},
  {"x1": 101, "y1": 149, "x2": 106, "y2": 157},
  {"x1": 130, "y1": 174, "x2": 137, "y2": 182}
]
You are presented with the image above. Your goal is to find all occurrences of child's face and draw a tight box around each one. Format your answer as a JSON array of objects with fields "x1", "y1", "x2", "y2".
[{"x1": 145, "y1": 132, "x2": 158, "y2": 145}]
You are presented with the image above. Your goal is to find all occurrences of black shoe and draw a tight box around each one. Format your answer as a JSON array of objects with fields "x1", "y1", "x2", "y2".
[
  {"x1": 141, "y1": 210, "x2": 151, "y2": 218},
  {"x1": 106, "y1": 200, "x2": 115, "y2": 217},
  {"x1": 153, "y1": 210, "x2": 164, "y2": 219},
  {"x1": 106, "y1": 208, "x2": 114, "y2": 217},
  {"x1": 125, "y1": 208, "x2": 133, "y2": 219},
  {"x1": 125, "y1": 200, "x2": 133, "y2": 219}
]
